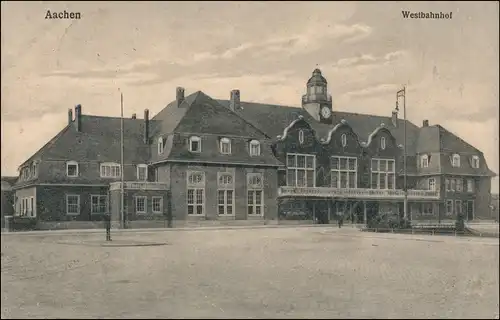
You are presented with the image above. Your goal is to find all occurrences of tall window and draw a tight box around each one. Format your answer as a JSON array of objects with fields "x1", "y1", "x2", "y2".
[
  {"x1": 189, "y1": 136, "x2": 201, "y2": 153},
  {"x1": 456, "y1": 179, "x2": 463, "y2": 192},
  {"x1": 66, "y1": 161, "x2": 79, "y2": 177},
  {"x1": 421, "y1": 155, "x2": 429, "y2": 168},
  {"x1": 455, "y1": 200, "x2": 462, "y2": 216},
  {"x1": 428, "y1": 178, "x2": 436, "y2": 191},
  {"x1": 66, "y1": 194, "x2": 80, "y2": 215},
  {"x1": 32, "y1": 162, "x2": 38, "y2": 178},
  {"x1": 471, "y1": 156, "x2": 480, "y2": 168},
  {"x1": 451, "y1": 154, "x2": 460, "y2": 167},
  {"x1": 29, "y1": 197, "x2": 35, "y2": 217},
  {"x1": 158, "y1": 137, "x2": 164, "y2": 154},
  {"x1": 249, "y1": 140, "x2": 261, "y2": 156},
  {"x1": 380, "y1": 137, "x2": 386, "y2": 150},
  {"x1": 100, "y1": 163, "x2": 121, "y2": 178},
  {"x1": 152, "y1": 197, "x2": 163, "y2": 214},
  {"x1": 445, "y1": 200, "x2": 454, "y2": 216},
  {"x1": 286, "y1": 153, "x2": 315, "y2": 187},
  {"x1": 450, "y1": 179, "x2": 456, "y2": 191},
  {"x1": 187, "y1": 171, "x2": 205, "y2": 216},
  {"x1": 217, "y1": 172, "x2": 234, "y2": 216},
  {"x1": 298, "y1": 130, "x2": 305, "y2": 144},
  {"x1": 137, "y1": 164, "x2": 148, "y2": 181},
  {"x1": 467, "y1": 179, "x2": 474, "y2": 192},
  {"x1": 341, "y1": 134, "x2": 347, "y2": 147},
  {"x1": 247, "y1": 173, "x2": 264, "y2": 216},
  {"x1": 135, "y1": 196, "x2": 147, "y2": 214},
  {"x1": 220, "y1": 138, "x2": 231, "y2": 154},
  {"x1": 371, "y1": 158, "x2": 396, "y2": 189},
  {"x1": 91, "y1": 195, "x2": 108, "y2": 214},
  {"x1": 331, "y1": 156, "x2": 357, "y2": 188}
]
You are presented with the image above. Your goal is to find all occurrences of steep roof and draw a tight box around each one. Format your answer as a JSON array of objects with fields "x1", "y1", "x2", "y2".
[
  {"x1": 159, "y1": 92, "x2": 282, "y2": 166},
  {"x1": 216, "y1": 100, "x2": 421, "y2": 154}
]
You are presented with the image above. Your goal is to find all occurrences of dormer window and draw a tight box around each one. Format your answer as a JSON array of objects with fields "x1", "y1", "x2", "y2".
[
  {"x1": 100, "y1": 162, "x2": 121, "y2": 178},
  {"x1": 249, "y1": 140, "x2": 261, "y2": 156},
  {"x1": 451, "y1": 154, "x2": 461, "y2": 167},
  {"x1": 471, "y1": 155, "x2": 480, "y2": 169},
  {"x1": 380, "y1": 137, "x2": 386, "y2": 150},
  {"x1": 220, "y1": 138, "x2": 231, "y2": 154},
  {"x1": 421, "y1": 155, "x2": 429, "y2": 168},
  {"x1": 298, "y1": 130, "x2": 305, "y2": 144},
  {"x1": 66, "y1": 161, "x2": 79, "y2": 177},
  {"x1": 158, "y1": 137, "x2": 164, "y2": 154},
  {"x1": 32, "y1": 162, "x2": 38, "y2": 178},
  {"x1": 341, "y1": 134, "x2": 347, "y2": 147},
  {"x1": 189, "y1": 136, "x2": 201, "y2": 153}
]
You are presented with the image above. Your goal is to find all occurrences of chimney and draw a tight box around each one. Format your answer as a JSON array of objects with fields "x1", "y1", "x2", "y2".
[
  {"x1": 391, "y1": 111, "x2": 398, "y2": 128},
  {"x1": 75, "y1": 104, "x2": 82, "y2": 132},
  {"x1": 144, "y1": 109, "x2": 150, "y2": 144},
  {"x1": 176, "y1": 87, "x2": 185, "y2": 106},
  {"x1": 423, "y1": 119, "x2": 429, "y2": 127},
  {"x1": 230, "y1": 89, "x2": 241, "y2": 111},
  {"x1": 68, "y1": 108, "x2": 73, "y2": 125},
  {"x1": 132, "y1": 113, "x2": 137, "y2": 119}
]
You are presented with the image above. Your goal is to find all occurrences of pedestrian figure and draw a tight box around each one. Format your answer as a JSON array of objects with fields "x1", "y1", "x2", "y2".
[
  {"x1": 105, "y1": 213, "x2": 112, "y2": 241},
  {"x1": 338, "y1": 213, "x2": 344, "y2": 228}
]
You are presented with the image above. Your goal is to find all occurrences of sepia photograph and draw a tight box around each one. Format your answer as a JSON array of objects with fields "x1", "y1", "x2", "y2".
[{"x1": 1, "y1": 1, "x2": 499, "y2": 319}]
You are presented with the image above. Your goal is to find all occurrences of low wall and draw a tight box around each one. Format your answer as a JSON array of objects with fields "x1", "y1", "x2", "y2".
[{"x1": 36, "y1": 221, "x2": 105, "y2": 230}]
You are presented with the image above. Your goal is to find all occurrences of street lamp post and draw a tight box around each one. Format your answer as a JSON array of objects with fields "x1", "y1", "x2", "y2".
[
  {"x1": 396, "y1": 86, "x2": 408, "y2": 221},
  {"x1": 120, "y1": 90, "x2": 125, "y2": 229}
]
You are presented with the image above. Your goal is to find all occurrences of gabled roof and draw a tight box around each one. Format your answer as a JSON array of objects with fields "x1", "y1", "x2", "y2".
[
  {"x1": 160, "y1": 92, "x2": 282, "y2": 166},
  {"x1": 216, "y1": 99, "x2": 421, "y2": 154},
  {"x1": 149, "y1": 91, "x2": 201, "y2": 138}
]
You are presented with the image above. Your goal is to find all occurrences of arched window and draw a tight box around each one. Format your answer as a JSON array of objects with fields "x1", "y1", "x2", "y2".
[
  {"x1": 220, "y1": 137, "x2": 231, "y2": 154},
  {"x1": 189, "y1": 136, "x2": 201, "y2": 153},
  {"x1": 298, "y1": 130, "x2": 305, "y2": 144},
  {"x1": 249, "y1": 140, "x2": 261, "y2": 156},
  {"x1": 341, "y1": 134, "x2": 347, "y2": 147},
  {"x1": 421, "y1": 154, "x2": 429, "y2": 168},
  {"x1": 451, "y1": 154, "x2": 461, "y2": 167},
  {"x1": 66, "y1": 161, "x2": 79, "y2": 177},
  {"x1": 158, "y1": 137, "x2": 164, "y2": 154},
  {"x1": 380, "y1": 137, "x2": 386, "y2": 150}
]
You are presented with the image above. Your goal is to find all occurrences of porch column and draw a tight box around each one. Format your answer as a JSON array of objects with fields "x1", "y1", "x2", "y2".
[
  {"x1": 327, "y1": 201, "x2": 331, "y2": 223},
  {"x1": 312, "y1": 201, "x2": 316, "y2": 224},
  {"x1": 363, "y1": 201, "x2": 367, "y2": 224}
]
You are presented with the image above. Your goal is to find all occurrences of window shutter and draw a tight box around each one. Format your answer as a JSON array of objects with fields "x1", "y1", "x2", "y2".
[{"x1": 449, "y1": 155, "x2": 453, "y2": 165}]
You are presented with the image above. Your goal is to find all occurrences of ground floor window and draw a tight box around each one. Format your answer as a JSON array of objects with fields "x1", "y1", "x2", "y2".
[
  {"x1": 19, "y1": 197, "x2": 34, "y2": 217},
  {"x1": 91, "y1": 195, "x2": 108, "y2": 214},
  {"x1": 66, "y1": 194, "x2": 80, "y2": 215},
  {"x1": 445, "y1": 200, "x2": 454, "y2": 216},
  {"x1": 410, "y1": 202, "x2": 435, "y2": 217},
  {"x1": 152, "y1": 196, "x2": 163, "y2": 214},
  {"x1": 187, "y1": 188, "x2": 204, "y2": 215},
  {"x1": 247, "y1": 190, "x2": 263, "y2": 216},
  {"x1": 218, "y1": 190, "x2": 234, "y2": 215},
  {"x1": 455, "y1": 200, "x2": 463, "y2": 216},
  {"x1": 135, "y1": 196, "x2": 147, "y2": 214}
]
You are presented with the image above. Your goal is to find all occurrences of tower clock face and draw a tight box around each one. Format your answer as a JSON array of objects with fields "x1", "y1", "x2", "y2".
[{"x1": 320, "y1": 106, "x2": 332, "y2": 119}]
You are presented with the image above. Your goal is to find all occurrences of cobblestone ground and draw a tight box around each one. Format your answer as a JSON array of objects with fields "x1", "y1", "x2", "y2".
[{"x1": 1, "y1": 227, "x2": 499, "y2": 319}]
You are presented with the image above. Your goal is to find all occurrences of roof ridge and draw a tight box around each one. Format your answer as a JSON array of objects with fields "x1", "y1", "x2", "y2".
[{"x1": 188, "y1": 92, "x2": 273, "y2": 139}]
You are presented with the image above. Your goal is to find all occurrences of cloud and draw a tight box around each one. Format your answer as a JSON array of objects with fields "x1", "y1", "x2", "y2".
[{"x1": 344, "y1": 83, "x2": 400, "y2": 98}]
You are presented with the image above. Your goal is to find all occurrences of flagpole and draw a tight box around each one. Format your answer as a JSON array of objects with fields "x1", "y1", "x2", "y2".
[
  {"x1": 120, "y1": 90, "x2": 125, "y2": 229},
  {"x1": 396, "y1": 86, "x2": 408, "y2": 221}
]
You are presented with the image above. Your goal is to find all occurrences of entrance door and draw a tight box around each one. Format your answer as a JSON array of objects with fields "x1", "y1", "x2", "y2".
[{"x1": 466, "y1": 200, "x2": 474, "y2": 221}]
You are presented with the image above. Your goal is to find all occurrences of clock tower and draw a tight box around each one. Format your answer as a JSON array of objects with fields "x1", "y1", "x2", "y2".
[{"x1": 301, "y1": 68, "x2": 333, "y2": 124}]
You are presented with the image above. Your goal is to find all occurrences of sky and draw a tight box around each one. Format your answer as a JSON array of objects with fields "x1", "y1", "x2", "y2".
[{"x1": 1, "y1": 1, "x2": 499, "y2": 192}]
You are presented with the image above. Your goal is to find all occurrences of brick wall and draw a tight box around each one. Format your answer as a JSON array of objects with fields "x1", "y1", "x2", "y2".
[
  {"x1": 168, "y1": 163, "x2": 277, "y2": 221},
  {"x1": 36, "y1": 185, "x2": 109, "y2": 221}
]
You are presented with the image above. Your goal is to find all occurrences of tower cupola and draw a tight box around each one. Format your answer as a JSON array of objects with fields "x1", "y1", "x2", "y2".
[{"x1": 302, "y1": 68, "x2": 333, "y2": 124}]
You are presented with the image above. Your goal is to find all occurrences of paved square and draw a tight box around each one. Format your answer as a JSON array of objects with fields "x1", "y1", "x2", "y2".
[{"x1": 2, "y1": 227, "x2": 499, "y2": 319}]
